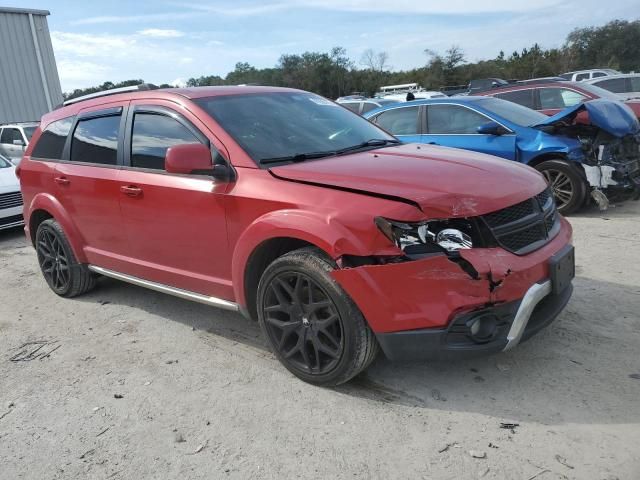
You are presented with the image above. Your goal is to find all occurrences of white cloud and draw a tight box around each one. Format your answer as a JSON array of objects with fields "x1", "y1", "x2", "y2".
[
  {"x1": 138, "y1": 28, "x2": 184, "y2": 38},
  {"x1": 171, "y1": 77, "x2": 188, "y2": 87}
]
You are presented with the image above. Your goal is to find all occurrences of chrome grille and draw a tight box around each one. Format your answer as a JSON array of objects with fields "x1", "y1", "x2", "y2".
[
  {"x1": 0, "y1": 191, "x2": 23, "y2": 210},
  {"x1": 481, "y1": 188, "x2": 558, "y2": 255}
]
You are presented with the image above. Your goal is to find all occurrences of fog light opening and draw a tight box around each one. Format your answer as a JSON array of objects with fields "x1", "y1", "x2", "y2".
[{"x1": 468, "y1": 315, "x2": 498, "y2": 343}]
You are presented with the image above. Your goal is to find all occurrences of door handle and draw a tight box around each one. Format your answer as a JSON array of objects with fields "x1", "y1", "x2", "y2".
[
  {"x1": 120, "y1": 185, "x2": 143, "y2": 197},
  {"x1": 54, "y1": 176, "x2": 70, "y2": 186}
]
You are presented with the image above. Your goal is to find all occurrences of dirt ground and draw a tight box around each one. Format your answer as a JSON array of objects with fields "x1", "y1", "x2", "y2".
[{"x1": 0, "y1": 201, "x2": 639, "y2": 480}]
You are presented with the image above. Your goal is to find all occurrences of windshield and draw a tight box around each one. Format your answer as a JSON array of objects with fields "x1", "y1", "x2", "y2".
[
  {"x1": 195, "y1": 92, "x2": 395, "y2": 165},
  {"x1": 578, "y1": 83, "x2": 622, "y2": 100},
  {"x1": 0, "y1": 154, "x2": 11, "y2": 168},
  {"x1": 479, "y1": 97, "x2": 549, "y2": 126},
  {"x1": 23, "y1": 126, "x2": 37, "y2": 141}
]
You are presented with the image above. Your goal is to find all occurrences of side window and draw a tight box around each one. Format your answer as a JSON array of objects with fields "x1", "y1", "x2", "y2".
[
  {"x1": 361, "y1": 102, "x2": 378, "y2": 114},
  {"x1": 629, "y1": 77, "x2": 640, "y2": 92},
  {"x1": 594, "y1": 78, "x2": 627, "y2": 93},
  {"x1": 341, "y1": 102, "x2": 361, "y2": 113},
  {"x1": 592, "y1": 72, "x2": 607, "y2": 78},
  {"x1": 131, "y1": 113, "x2": 200, "y2": 170},
  {"x1": 538, "y1": 88, "x2": 587, "y2": 109},
  {"x1": 427, "y1": 104, "x2": 489, "y2": 134},
  {"x1": 31, "y1": 117, "x2": 73, "y2": 159},
  {"x1": 1, "y1": 128, "x2": 24, "y2": 145},
  {"x1": 494, "y1": 89, "x2": 535, "y2": 109},
  {"x1": 71, "y1": 115, "x2": 121, "y2": 165},
  {"x1": 374, "y1": 106, "x2": 419, "y2": 135},
  {"x1": 575, "y1": 73, "x2": 590, "y2": 81}
]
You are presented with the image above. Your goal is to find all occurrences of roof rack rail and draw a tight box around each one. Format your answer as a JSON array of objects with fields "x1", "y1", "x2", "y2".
[{"x1": 62, "y1": 83, "x2": 159, "y2": 107}]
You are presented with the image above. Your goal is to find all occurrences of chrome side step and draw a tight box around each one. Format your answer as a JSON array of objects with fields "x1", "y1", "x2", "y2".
[
  {"x1": 502, "y1": 280, "x2": 552, "y2": 351},
  {"x1": 88, "y1": 265, "x2": 239, "y2": 311}
]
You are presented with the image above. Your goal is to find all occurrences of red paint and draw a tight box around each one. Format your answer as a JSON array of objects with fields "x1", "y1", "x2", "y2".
[{"x1": 20, "y1": 86, "x2": 573, "y2": 334}]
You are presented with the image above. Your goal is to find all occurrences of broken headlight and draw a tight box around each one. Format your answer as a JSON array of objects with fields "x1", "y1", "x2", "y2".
[{"x1": 374, "y1": 217, "x2": 473, "y2": 255}]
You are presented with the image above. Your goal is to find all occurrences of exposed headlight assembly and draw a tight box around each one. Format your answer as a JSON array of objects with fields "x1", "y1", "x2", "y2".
[{"x1": 375, "y1": 217, "x2": 473, "y2": 255}]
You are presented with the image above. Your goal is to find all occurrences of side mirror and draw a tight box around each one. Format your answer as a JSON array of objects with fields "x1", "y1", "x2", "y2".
[
  {"x1": 477, "y1": 121, "x2": 509, "y2": 135},
  {"x1": 13, "y1": 139, "x2": 25, "y2": 146},
  {"x1": 165, "y1": 143, "x2": 213, "y2": 175}
]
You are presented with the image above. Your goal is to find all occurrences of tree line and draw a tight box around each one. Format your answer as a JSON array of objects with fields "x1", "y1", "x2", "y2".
[{"x1": 64, "y1": 19, "x2": 640, "y2": 101}]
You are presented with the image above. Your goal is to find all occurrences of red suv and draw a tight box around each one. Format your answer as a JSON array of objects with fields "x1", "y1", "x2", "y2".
[{"x1": 18, "y1": 86, "x2": 575, "y2": 385}]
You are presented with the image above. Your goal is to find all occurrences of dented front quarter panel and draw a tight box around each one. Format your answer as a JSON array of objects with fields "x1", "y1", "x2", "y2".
[{"x1": 331, "y1": 216, "x2": 573, "y2": 334}]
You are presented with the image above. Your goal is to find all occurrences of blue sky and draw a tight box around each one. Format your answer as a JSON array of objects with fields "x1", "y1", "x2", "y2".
[{"x1": 7, "y1": 1, "x2": 640, "y2": 92}]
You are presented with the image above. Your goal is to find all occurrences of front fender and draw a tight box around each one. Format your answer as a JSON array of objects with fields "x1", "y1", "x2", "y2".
[
  {"x1": 27, "y1": 193, "x2": 88, "y2": 263},
  {"x1": 231, "y1": 209, "x2": 389, "y2": 307},
  {"x1": 518, "y1": 131, "x2": 585, "y2": 164}
]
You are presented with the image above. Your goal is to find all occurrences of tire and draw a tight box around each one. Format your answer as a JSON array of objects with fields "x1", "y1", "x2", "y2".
[
  {"x1": 257, "y1": 247, "x2": 379, "y2": 386},
  {"x1": 535, "y1": 159, "x2": 588, "y2": 215},
  {"x1": 35, "y1": 219, "x2": 96, "y2": 297}
]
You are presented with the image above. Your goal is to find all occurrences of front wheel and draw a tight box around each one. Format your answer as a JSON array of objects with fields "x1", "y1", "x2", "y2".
[
  {"x1": 535, "y1": 159, "x2": 587, "y2": 215},
  {"x1": 257, "y1": 247, "x2": 378, "y2": 386}
]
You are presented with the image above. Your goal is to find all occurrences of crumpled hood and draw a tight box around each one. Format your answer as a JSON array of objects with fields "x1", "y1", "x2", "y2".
[
  {"x1": 534, "y1": 99, "x2": 640, "y2": 137},
  {"x1": 269, "y1": 144, "x2": 548, "y2": 217}
]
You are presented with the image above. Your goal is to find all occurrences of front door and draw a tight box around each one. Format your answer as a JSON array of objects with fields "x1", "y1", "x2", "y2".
[
  {"x1": 118, "y1": 102, "x2": 232, "y2": 300},
  {"x1": 421, "y1": 104, "x2": 517, "y2": 160}
]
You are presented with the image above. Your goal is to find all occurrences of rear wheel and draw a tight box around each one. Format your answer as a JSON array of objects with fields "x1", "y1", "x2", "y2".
[
  {"x1": 535, "y1": 159, "x2": 587, "y2": 215},
  {"x1": 257, "y1": 247, "x2": 378, "y2": 386},
  {"x1": 35, "y1": 219, "x2": 96, "y2": 297}
]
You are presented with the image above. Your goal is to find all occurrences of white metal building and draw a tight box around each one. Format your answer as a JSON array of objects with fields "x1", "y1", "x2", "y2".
[{"x1": 0, "y1": 7, "x2": 63, "y2": 123}]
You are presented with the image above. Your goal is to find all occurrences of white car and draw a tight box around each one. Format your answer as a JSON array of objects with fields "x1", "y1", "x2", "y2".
[
  {"x1": 0, "y1": 122, "x2": 38, "y2": 165},
  {"x1": 584, "y1": 73, "x2": 640, "y2": 100},
  {"x1": 0, "y1": 154, "x2": 23, "y2": 231},
  {"x1": 380, "y1": 91, "x2": 447, "y2": 102},
  {"x1": 559, "y1": 69, "x2": 620, "y2": 82}
]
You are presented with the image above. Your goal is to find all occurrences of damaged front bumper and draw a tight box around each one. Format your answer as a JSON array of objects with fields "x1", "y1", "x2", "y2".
[{"x1": 330, "y1": 217, "x2": 574, "y2": 361}]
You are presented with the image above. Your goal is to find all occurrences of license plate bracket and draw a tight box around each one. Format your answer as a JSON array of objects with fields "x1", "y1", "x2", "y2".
[{"x1": 549, "y1": 245, "x2": 575, "y2": 295}]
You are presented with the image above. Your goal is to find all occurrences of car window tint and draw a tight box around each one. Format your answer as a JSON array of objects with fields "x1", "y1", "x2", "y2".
[
  {"x1": 539, "y1": 88, "x2": 586, "y2": 109},
  {"x1": 131, "y1": 113, "x2": 200, "y2": 170},
  {"x1": 594, "y1": 78, "x2": 627, "y2": 93},
  {"x1": 427, "y1": 104, "x2": 489, "y2": 134},
  {"x1": 575, "y1": 73, "x2": 590, "y2": 81},
  {"x1": 592, "y1": 72, "x2": 607, "y2": 78},
  {"x1": 1, "y1": 128, "x2": 23, "y2": 144},
  {"x1": 494, "y1": 89, "x2": 536, "y2": 109},
  {"x1": 375, "y1": 106, "x2": 419, "y2": 135},
  {"x1": 71, "y1": 115, "x2": 120, "y2": 165},
  {"x1": 341, "y1": 102, "x2": 361, "y2": 113},
  {"x1": 629, "y1": 77, "x2": 640, "y2": 92},
  {"x1": 31, "y1": 117, "x2": 73, "y2": 159}
]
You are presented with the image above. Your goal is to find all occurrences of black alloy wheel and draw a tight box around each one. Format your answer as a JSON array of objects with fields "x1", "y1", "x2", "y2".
[
  {"x1": 262, "y1": 271, "x2": 344, "y2": 375},
  {"x1": 37, "y1": 226, "x2": 71, "y2": 293}
]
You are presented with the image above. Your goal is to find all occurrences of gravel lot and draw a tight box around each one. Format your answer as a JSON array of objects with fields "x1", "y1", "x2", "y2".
[{"x1": 1, "y1": 202, "x2": 639, "y2": 480}]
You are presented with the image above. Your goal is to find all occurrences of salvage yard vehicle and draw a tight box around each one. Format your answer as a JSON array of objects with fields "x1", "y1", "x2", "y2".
[
  {"x1": 365, "y1": 97, "x2": 640, "y2": 213},
  {"x1": 473, "y1": 80, "x2": 640, "y2": 119},
  {"x1": 559, "y1": 69, "x2": 620, "y2": 82},
  {"x1": 0, "y1": 122, "x2": 38, "y2": 165},
  {"x1": 584, "y1": 73, "x2": 640, "y2": 100},
  {"x1": 337, "y1": 97, "x2": 399, "y2": 115},
  {"x1": 0, "y1": 153, "x2": 24, "y2": 231},
  {"x1": 18, "y1": 85, "x2": 575, "y2": 386}
]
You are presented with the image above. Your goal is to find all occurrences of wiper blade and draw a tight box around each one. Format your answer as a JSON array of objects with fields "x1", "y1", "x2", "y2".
[
  {"x1": 259, "y1": 151, "x2": 336, "y2": 165},
  {"x1": 333, "y1": 138, "x2": 400, "y2": 155}
]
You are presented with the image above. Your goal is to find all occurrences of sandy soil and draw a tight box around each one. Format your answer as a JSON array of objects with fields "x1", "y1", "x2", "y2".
[{"x1": 0, "y1": 201, "x2": 639, "y2": 480}]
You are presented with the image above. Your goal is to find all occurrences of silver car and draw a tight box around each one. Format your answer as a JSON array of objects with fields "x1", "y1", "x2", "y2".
[
  {"x1": 584, "y1": 74, "x2": 640, "y2": 100},
  {"x1": 0, "y1": 153, "x2": 24, "y2": 231},
  {"x1": 0, "y1": 122, "x2": 38, "y2": 165}
]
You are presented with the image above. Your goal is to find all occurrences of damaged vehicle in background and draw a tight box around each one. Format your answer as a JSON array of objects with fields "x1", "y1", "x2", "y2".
[
  {"x1": 19, "y1": 85, "x2": 575, "y2": 386},
  {"x1": 365, "y1": 97, "x2": 640, "y2": 213}
]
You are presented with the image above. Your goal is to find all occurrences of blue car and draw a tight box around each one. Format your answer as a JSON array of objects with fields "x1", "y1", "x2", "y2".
[{"x1": 364, "y1": 97, "x2": 640, "y2": 214}]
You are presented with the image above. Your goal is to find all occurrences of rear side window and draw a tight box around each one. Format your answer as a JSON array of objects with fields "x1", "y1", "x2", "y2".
[
  {"x1": 575, "y1": 73, "x2": 590, "y2": 81},
  {"x1": 131, "y1": 113, "x2": 200, "y2": 170},
  {"x1": 594, "y1": 78, "x2": 627, "y2": 93},
  {"x1": 592, "y1": 72, "x2": 607, "y2": 78},
  {"x1": 31, "y1": 117, "x2": 73, "y2": 160},
  {"x1": 427, "y1": 104, "x2": 489, "y2": 134},
  {"x1": 361, "y1": 102, "x2": 379, "y2": 114},
  {"x1": 341, "y1": 102, "x2": 361, "y2": 113},
  {"x1": 374, "y1": 106, "x2": 419, "y2": 135},
  {"x1": 538, "y1": 88, "x2": 587, "y2": 109},
  {"x1": 494, "y1": 89, "x2": 536, "y2": 109},
  {"x1": 71, "y1": 115, "x2": 121, "y2": 165},
  {"x1": 630, "y1": 77, "x2": 640, "y2": 92}
]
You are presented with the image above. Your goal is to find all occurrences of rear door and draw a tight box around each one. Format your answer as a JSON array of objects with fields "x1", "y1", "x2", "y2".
[
  {"x1": 370, "y1": 105, "x2": 422, "y2": 143},
  {"x1": 422, "y1": 104, "x2": 516, "y2": 160},
  {"x1": 52, "y1": 102, "x2": 129, "y2": 270},
  {"x1": 117, "y1": 101, "x2": 232, "y2": 299}
]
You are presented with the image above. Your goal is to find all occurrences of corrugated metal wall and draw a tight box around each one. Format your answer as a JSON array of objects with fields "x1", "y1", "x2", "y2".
[{"x1": 0, "y1": 10, "x2": 63, "y2": 124}]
